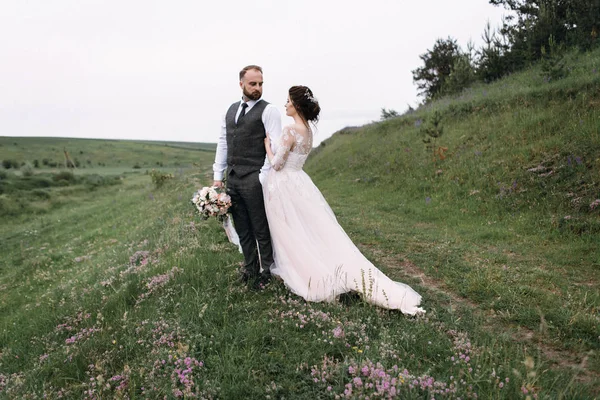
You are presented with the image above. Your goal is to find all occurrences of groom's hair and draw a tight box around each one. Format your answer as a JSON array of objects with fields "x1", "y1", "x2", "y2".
[{"x1": 239, "y1": 65, "x2": 263, "y2": 81}]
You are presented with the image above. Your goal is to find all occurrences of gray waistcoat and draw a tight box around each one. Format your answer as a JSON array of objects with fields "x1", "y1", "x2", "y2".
[{"x1": 225, "y1": 100, "x2": 269, "y2": 178}]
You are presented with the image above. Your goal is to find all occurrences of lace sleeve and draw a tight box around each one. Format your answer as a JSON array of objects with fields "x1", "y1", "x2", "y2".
[{"x1": 271, "y1": 126, "x2": 295, "y2": 171}]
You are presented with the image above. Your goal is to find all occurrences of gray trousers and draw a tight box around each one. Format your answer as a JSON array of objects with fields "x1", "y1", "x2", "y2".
[{"x1": 226, "y1": 170, "x2": 274, "y2": 277}]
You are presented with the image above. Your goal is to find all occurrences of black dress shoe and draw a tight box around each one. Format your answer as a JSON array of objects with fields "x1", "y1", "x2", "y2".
[
  {"x1": 237, "y1": 272, "x2": 256, "y2": 284},
  {"x1": 253, "y1": 273, "x2": 272, "y2": 290},
  {"x1": 259, "y1": 272, "x2": 272, "y2": 283}
]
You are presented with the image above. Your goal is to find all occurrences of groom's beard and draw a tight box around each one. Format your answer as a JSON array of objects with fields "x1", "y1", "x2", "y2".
[{"x1": 243, "y1": 87, "x2": 262, "y2": 101}]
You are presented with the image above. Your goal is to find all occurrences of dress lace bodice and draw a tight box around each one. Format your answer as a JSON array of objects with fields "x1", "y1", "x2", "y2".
[{"x1": 271, "y1": 125, "x2": 313, "y2": 172}]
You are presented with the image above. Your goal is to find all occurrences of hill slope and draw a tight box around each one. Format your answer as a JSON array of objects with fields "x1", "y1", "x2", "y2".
[{"x1": 306, "y1": 46, "x2": 600, "y2": 376}]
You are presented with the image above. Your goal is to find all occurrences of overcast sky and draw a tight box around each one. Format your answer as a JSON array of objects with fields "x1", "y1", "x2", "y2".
[{"x1": 1, "y1": 1, "x2": 507, "y2": 145}]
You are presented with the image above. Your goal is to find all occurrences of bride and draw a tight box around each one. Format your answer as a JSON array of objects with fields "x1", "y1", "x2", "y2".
[{"x1": 262, "y1": 86, "x2": 424, "y2": 315}]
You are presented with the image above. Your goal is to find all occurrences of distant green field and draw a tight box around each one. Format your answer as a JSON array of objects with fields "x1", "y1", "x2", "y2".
[
  {"x1": 0, "y1": 137, "x2": 215, "y2": 220},
  {"x1": 0, "y1": 136, "x2": 216, "y2": 169}
]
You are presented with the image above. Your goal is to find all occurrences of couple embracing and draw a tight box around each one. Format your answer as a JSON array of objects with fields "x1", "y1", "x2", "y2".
[{"x1": 212, "y1": 65, "x2": 424, "y2": 315}]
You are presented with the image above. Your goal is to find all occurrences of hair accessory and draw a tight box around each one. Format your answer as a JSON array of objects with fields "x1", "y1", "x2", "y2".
[{"x1": 305, "y1": 89, "x2": 317, "y2": 103}]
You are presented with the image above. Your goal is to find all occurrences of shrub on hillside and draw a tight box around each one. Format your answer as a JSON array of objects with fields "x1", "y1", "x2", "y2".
[
  {"x1": 539, "y1": 37, "x2": 568, "y2": 82},
  {"x1": 21, "y1": 163, "x2": 34, "y2": 177},
  {"x1": 13, "y1": 176, "x2": 53, "y2": 191},
  {"x1": 380, "y1": 108, "x2": 399, "y2": 120},
  {"x1": 83, "y1": 174, "x2": 122, "y2": 190},
  {"x1": 53, "y1": 171, "x2": 76, "y2": 183},
  {"x1": 2, "y1": 159, "x2": 20, "y2": 169},
  {"x1": 30, "y1": 189, "x2": 51, "y2": 200},
  {"x1": 442, "y1": 54, "x2": 477, "y2": 95},
  {"x1": 0, "y1": 195, "x2": 32, "y2": 217},
  {"x1": 150, "y1": 169, "x2": 174, "y2": 188},
  {"x1": 420, "y1": 111, "x2": 446, "y2": 164},
  {"x1": 0, "y1": 197, "x2": 19, "y2": 216}
]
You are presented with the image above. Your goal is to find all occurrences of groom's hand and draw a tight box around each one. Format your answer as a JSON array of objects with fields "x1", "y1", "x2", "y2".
[{"x1": 213, "y1": 180, "x2": 223, "y2": 188}]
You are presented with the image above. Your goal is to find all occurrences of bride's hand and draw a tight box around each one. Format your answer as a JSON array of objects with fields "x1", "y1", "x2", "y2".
[{"x1": 264, "y1": 133, "x2": 271, "y2": 150}]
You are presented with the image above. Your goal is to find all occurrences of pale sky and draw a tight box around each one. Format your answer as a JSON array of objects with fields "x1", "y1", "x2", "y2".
[{"x1": 0, "y1": 1, "x2": 507, "y2": 145}]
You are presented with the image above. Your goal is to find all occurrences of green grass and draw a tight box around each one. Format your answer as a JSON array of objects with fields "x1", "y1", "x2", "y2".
[
  {"x1": 0, "y1": 137, "x2": 215, "y2": 221},
  {"x1": 0, "y1": 136, "x2": 216, "y2": 170},
  {"x1": 1, "y1": 47, "x2": 599, "y2": 398}
]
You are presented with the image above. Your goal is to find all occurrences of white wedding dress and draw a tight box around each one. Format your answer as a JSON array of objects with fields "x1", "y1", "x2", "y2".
[{"x1": 263, "y1": 125, "x2": 424, "y2": 315}]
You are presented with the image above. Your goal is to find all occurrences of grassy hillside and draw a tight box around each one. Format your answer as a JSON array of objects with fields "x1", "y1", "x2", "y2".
[
  {"x1": 0, "y1": 48, "x2": 598, "y2": 398},
  {"x1": 306, "y1": 46, "x2": 600, "y2": 382}
]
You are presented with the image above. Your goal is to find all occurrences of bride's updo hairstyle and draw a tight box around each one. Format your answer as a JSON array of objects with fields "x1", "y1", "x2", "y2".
[{"x1": 289, "y1": 85, "x2": 321, "y2": 125}]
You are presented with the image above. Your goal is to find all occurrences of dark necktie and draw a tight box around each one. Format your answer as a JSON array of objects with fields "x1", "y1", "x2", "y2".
[{"x1": 237, "y1": 102, "x2": 248, "y2": 124}]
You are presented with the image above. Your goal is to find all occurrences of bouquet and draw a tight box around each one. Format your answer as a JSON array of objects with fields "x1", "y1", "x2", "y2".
[
  {"x1": 191, "y1": 186, "x2": 242, "y2": 253},
  {"x1": 191, "y1": 186, "x2": 232, "y2": 221}
]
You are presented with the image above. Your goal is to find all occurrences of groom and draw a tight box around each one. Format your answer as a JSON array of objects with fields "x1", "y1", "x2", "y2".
[{"x1": 212, "y1": 65, "x2": 282, "y2": 288}]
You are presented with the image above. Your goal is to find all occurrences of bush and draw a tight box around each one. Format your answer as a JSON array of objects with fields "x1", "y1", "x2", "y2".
[
  {"x1": 442, "y1": 54, "x2": 476, "y2": 95},
  {"x1": 13, "y1": 176, "x2": 53, "y2": 190},
  {"x1": 539, "y1": 37, "x2": 568, "y2": 82},
  {"x1": 83, "y1": 174, "x2": 122, "y2": 190},
  {"x1": 150, "y1": 169, "x2": 174, "y2": 188},
  {"x1": 133, "y1": 163, "x2": 141, "y2": 169},
  {"x1": 380, "y1": 108, "x2": 399, "y2": 120},
  {"x1": 53, "y1": 171, "x2": 76, "y2": 183},
  {"x1": 21, "y1": 163, "x2": 34, "y2": 177},
  {"x1": 2, "y1": 159, "x2": 19, "y2": 169},
  {"x1": 0, "y1": 195, "x2": 31, "y2": 217},
  {"x1": 30, "y1": 189, "x2": 51, "y2": 200}
]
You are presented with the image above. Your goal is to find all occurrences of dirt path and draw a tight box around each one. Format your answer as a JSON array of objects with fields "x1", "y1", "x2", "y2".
[{"x1": 363, "y1": 244, "x2": 599, "y2": 386}]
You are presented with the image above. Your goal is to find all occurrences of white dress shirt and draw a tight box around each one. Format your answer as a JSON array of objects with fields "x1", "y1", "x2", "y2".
[{"x1": 212, "y1": 98, "x2": 282, "y2": 183}]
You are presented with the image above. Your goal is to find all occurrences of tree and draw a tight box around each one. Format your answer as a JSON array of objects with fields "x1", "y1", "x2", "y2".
[
  {"x1": 380, "y1": 108, "x2": 399, "y2": 120},
  {"x1": 489, "y1": 0, "x2": 599, "y2": 60},
  {"x1": 420, "y1": 111, "x2": 446, "y2": 165},
  {"x1": 565, "y1": 0, "x2": 600, "y2": 50},
  {"x1": 442, "y1": 53, "x2": 477, "y2": 95},
  {"x1": 476, "y1": 21, "x2": 516, "y2": 82},
  {"x1": 412, "y1": 37, "x2": 462, "y2": 101}
]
